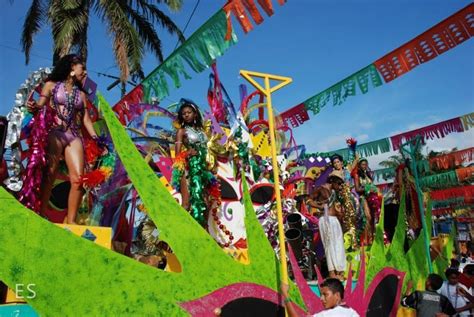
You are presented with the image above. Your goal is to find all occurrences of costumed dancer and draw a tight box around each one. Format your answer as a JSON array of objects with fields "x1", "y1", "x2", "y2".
[
  {"x1": 26, "y1": 55, "x2": 102, "y2": 224},
  {"x1": 330, "y1": 153, "x2": 359, "y2": 249},
  {"x1": 352, "y1": 159, "x2": 381, "y2": 245},
  {"x1": 172, "y1": 99, "x2": 219, "y2": 225},
  {"x1": 393, "y1": 159, "x2": 422, "y2": 239},
  {"x1": 309, "y1": 172, "x2": 347, "y2": 280}
]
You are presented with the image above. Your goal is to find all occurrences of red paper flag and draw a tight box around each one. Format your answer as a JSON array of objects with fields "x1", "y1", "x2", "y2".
[{"x1": 375, "y1": 3, "x2": 474, "y2": 82}]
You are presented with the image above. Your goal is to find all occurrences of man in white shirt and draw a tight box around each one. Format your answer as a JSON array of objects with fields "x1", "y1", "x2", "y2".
[
  {"x1": 438, "y1": 268, "x2": 473, "y2": 316},
  {"x1": 281, "y1": 278, "x2": 359, "y2": 316}
]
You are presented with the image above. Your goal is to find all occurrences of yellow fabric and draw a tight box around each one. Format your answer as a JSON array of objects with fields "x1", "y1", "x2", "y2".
[{"x1": 250, "y1": 130, "x2": 271, "y2": 157}]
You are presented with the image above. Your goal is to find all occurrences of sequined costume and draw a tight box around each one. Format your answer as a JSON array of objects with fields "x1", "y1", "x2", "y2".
[
  {"x1": 356, "y1": 173, "x2": 382, "y2": 244},
  {"x1": 172, "y1": 126, "x2": 217, "y2": 225},
  {"x1": 48, "y1": 82, "x2": 84, "y2": 147},
  {"x1": 332, "y1": 168, "x2": 359, "y2": 249}
]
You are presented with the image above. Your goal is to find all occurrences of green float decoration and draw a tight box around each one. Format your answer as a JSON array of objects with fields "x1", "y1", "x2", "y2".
[{"x1": 0, "y1": 93, "x2": 306, "y2": 316}]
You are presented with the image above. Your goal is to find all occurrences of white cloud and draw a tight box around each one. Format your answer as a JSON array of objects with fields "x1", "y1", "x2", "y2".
[
  {"x1": 355, "y1": 134, "x2": 369, "y2": 142},
  {"x1": 424, "y1": 129, "x2": 474, "y2": 152},
  {"x1": 315, "y1": 133, "x2": 351, "y2": 152},
  {"x1": 407, "y1": 123, "x2": 423, "y2": 130},
  {"x1": 359, "y1": 122, "x2": 373, "y2": 130},
  {"x1": 427, "y1": 115, "x2": 441, "y2": 122}
]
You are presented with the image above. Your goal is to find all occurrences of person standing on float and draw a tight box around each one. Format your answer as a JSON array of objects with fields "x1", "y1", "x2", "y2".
[{"x1": 27, "y1": 55, "x2": 101, "y2": 224}]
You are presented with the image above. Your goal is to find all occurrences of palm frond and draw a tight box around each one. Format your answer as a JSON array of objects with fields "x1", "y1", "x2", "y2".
[
  {"x1": 135, "y1": 0, "x2": 185, "y2": 43},
  {"x1": 164, "y1": 0, "x2": 183, "y2": 12},
  {"x1": 121, "y1": 2, "x2": 164, "y2": 62},
  {"x1": 21, "y1": 0, "x2": 47, "y2": 64},
  {"x1": 49, "y1": 0, "x2": 89, "y2": 57},
  {"x1": 97, "y1": 0, "x2": 144, "y2": 80}
]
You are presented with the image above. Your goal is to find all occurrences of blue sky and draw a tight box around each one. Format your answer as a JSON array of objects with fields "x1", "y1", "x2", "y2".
[{"x1": 1, "y1": 0, "x2": 473, "y2": 169}]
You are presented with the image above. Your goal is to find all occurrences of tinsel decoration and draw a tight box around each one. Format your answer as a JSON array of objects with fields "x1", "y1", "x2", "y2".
[
  {"x1": 4, "y1": 67, "x2": 51, "y2": 192},
  {"x1": 338, "y1": 184, "x2": 358, "y2": 250},
  {"x1": 188, "y1": 146, "x2": 216, "y2": 224},
  {"x1": 171, "y1": 151, "x2": 188, "y2": 191},
  {"x1": 18, "y1": 106, "x2": 53, "y2": 212}
]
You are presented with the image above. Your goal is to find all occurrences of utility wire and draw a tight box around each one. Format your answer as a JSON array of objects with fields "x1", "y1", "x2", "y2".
[{"x1": 173, "y1": 0, "x2": 200, "y2": 50}]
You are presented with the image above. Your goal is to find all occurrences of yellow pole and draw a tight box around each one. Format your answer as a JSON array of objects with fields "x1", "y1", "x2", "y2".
[
  {"x1": 264, "y1": 76, "x2": 289, "y2": 284},
  {"x1": 239, "y1": 70, "x2": 292, "y2": 286}
]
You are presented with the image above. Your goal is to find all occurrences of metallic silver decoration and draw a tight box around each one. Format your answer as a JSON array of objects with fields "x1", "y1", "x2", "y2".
[{"x1": 4, "y1": 67, "x2": 52, "y2": 191}]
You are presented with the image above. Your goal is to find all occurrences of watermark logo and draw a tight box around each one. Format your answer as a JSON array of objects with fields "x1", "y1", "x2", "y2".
[{"x1": 15, "y1": 283, "x2": 36, "y2": 299}]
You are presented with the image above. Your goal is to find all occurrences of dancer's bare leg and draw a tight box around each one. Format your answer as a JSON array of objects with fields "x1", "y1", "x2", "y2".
[
  {"x1": 64, "y1": 138, "x2": 84, "y2": 224},
  {"x1": 328, "y1": 270, "x2": 337, "y2": 279},
  {"x1": 39, "y1": 135, "x2": 63, "y2": 216},
  {"x1": 362, "y1": 199, "x2": 373, "y2": 245},
  {"x1": 180, "y1": 175, "x2": 190, "y2": 210}
]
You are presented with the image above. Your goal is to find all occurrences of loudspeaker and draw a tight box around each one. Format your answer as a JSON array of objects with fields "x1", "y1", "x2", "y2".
[
  {"x1": 285, "y1": 228, "x2": 303, "y2": 261},
  {"x1": 287, "y1": 213, "x2": 302, "y2": 232}
]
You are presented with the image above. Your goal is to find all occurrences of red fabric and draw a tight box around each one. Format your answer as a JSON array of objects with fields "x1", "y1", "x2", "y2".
[
  {"x1": 84, "y1": 138, "x2": 102, "y2": 165},
  {"x1": 207, "y1": 63, "x2": 227, "y2": 123},
  {"x1": 257, "y1": 0, "x2": 274, "y2": 16},
  {"x1": 390, "y1": 117, "x2": 465, "y2": 151},
  {"x1": 459, "y1": 273, "x2": 474, "y2": 289},
  {"x1": 223, "y1": 0, "x2": 284, "y2": 39},
  {"x1": 240, "y1": 90, "x2": 264, "y2": 115},
  {"x1": 277, "y1": 103, "x2": 310, "y2": 128},
  {"x1": 374, "y1": 3, "x2": 474, "y2": 82},
  {"x1": 112, "y1": 84, "x2": 144, "y2": 125},
  {"x1": 430, "y1": 147, "x2": 474, "y2": 170},
  {"x1": 432, "y1": 207, "x2": 454, "y2": 216},
  {"x1": 430, "y1": 185, "x2": 474, "y2": 201},
  {"x1": 456, "y1": 166, "x2": 474, "y2": 182},
  {"x1": 223, "y1": 0, "x2": 258, "y2": 35}
]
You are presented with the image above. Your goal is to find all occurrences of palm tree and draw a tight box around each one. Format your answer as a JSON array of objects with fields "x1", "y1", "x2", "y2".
[
  {"x1": 21, "y1": 0, "x2": 185, "y2": 81},
  {"x1": 379, "y1": 154, "x2": 405, "y2": 170}
]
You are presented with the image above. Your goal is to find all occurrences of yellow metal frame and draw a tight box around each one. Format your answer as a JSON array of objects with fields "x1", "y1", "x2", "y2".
[{"x1": 240, "y1": 70, "x2": 292, "y2": 286}]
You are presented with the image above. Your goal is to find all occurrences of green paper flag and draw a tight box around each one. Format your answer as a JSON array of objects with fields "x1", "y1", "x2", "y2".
[
  {"x1": 304, "y1": 64, "x2": 383, "y2": 115},
  {"x1": 142, "y1": 10, "x2": 237, "y2": 102},
  {"x1": 327, "y1": 138, "x2": 391, "y2": 161},
  {"x1": 420, "y1": 170, "x2": 459, "y2": 189}
]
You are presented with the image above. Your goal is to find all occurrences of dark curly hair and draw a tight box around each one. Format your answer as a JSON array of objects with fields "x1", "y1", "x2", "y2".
[
  {"x1": 48, "y1": 54, "x2": 84, "y2": 87},
  {"x1": 357, "y1": 158, "x2": 373, "y2": 181},
  {"x1": 330, "y1": 154, "x2": 344, "y2": 166},
  {"x1": 177, "y1": 99, "x2": 203, "y2": 128}
]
